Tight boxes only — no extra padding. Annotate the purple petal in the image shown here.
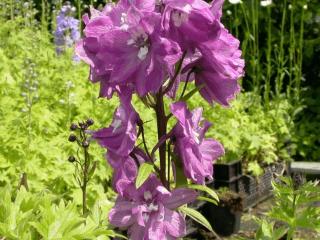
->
[164,208,186,238]
[109,197,137,227]
[164,188,198,209]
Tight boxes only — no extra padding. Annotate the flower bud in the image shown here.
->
[86,118,94,126]
[70,123,78,131]
[68,156,76,163]
[68,134,77,142]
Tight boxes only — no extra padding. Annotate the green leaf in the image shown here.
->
[197,196,218,205]
[273,226,288,239]
[180,84,204,102]
[184,184,219,202]
[135,163,154,188]
[179,206,213,232]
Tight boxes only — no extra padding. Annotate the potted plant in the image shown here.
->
[202,190,243,236]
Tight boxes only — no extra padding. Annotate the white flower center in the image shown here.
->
[120,13,129,30]
[128,28,149,61]
[138,46,149,60]
[172,10,189,27]
[143,213,149,223]
[192,130,200,144]
[111,119,122,133]
[148,203,159,212]
[144,191,152,201]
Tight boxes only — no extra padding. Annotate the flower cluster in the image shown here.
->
[75,0,244,239]
[54,2,80,57]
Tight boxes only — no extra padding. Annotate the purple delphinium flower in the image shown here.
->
[183,27,244,106]
[92,92,140,157]
[161,0,221,51]
[54,4,80,58]
[107,147,148,196]
[170,102,224,184]
[109,175,198,240]
[99,10,182,96]
[76,2,170,98]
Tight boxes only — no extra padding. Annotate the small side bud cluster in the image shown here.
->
[67,119,94,152]
[67,118,97,215]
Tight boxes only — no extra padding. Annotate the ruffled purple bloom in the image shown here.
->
[170,102,224,184]
[161,0,220,51]
[92,93,140,157]
[99,11,182,96]
[183,27,244,106]
[107,148,148,196]
[109,175,198,240]
[76,2,182,97]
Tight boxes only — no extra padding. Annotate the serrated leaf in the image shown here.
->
[184,184,219,202]
[178,206,213,232]
[135,163,154,188]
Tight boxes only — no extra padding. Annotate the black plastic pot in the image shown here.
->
[202,203,241,236]
[213,160,242,182]
[212,176,241,192]
[213,162,285,209]
[238,163,285,209]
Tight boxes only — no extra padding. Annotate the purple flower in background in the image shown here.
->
[170,102,224,184]
[54,3,80,59]
[183,27,244,106]
[161,0,221,51]
[109,175,198,240]
[92,92,140,156]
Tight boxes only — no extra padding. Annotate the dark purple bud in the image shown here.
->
[68,156,76,163]
[70,123,78,131]
[86,118,94,126]
[68,134,77,142]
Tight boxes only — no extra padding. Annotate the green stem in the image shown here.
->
[82,136,89,216]
[287,193,297,240]
[234,5,239,38]
[78,0,82,32]
[296,5,305,103]
[288,1,296,101]
[276,0,287,98]
[10,0,14,20]
[265,6,272,108]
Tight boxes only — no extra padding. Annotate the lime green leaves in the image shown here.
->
[135,163,154,188]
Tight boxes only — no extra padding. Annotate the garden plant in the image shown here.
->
[74,0,244,238]
[0,0,319,239]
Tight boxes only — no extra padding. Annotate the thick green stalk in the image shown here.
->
[255,0,261,94]
[264,6,272,108]
[10,0,14,20]
[295,5,305,103]
[276,0,287,98]
[234,5,239,38]
[287,1,296,100]
[78,0,82,31]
